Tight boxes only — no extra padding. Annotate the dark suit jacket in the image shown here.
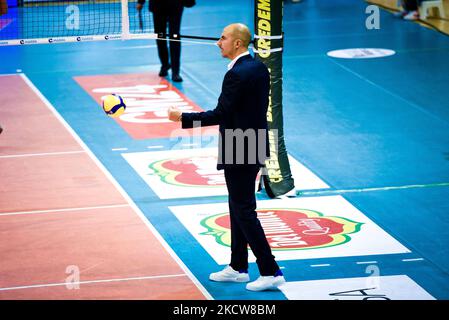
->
[182,54,270,170]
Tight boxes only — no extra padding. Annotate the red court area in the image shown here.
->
[0,75,206,299]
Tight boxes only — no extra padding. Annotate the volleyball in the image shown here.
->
[102,94,126,118]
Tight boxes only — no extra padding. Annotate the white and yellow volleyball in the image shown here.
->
[102,94,126,118]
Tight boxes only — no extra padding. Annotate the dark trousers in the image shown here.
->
[224,166,279,276]
[402,0,419,11]
[152,6,183,75]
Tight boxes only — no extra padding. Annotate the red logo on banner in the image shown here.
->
[201,209,363,250]
[74,73,217,139]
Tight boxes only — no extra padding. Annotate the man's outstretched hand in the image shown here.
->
[168,106,182,122]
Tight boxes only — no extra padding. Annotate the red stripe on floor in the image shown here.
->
[74,73,218,139]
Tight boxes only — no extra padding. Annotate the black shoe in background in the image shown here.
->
[159,64,171,77]
[172,74,183,82]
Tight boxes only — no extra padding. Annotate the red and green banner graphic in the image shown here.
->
[74,73,216,139]
[148,155,261,188]
[149,156,225,188]
[200,208,363,250]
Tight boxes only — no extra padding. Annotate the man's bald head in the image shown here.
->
[225,23,251,48]
[217,23,251,60]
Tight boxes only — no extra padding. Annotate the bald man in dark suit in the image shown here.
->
[168,23,286,292]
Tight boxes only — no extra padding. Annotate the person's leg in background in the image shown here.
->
[403,0,419,20]
[394,1,409,17]
[168,5,184,82]
[153,9,171,77]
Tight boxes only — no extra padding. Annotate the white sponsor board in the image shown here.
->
[168,196,410,265]
[279,275,434,300]
[122,148,329,199]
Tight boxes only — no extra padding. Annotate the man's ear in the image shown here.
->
[235,39,241,49]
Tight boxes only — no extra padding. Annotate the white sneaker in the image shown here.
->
[209,266,250,283]
[403,11,419,20]
[246,275,286,291]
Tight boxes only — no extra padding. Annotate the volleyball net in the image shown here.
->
[0,0,155,45]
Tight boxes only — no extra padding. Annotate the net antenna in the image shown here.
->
[121,0,130,40]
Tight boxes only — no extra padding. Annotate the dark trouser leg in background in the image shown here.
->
[168,6,183,75]
[153,12,170,69]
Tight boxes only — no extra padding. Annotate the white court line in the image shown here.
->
[0,73,22,77]
[0,273,187,292]
[310,264,331,267]
[356,261,378,265]
[0,150,85,159]
[20,74,213,300]
[147,145,164,149]
[79,262,105,274]
[111,148,128,151]
[0,204,130,217]
[297,182,449,197]
[402,258,425,262]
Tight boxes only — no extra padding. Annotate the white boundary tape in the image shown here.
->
[252,47,283,54]
[1,33,284,47]
[0,33,158,46]
[254,34,283,40]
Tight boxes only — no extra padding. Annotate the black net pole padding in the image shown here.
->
[254,0,295,198]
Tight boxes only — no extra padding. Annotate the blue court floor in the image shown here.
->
[1,0,448,300]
